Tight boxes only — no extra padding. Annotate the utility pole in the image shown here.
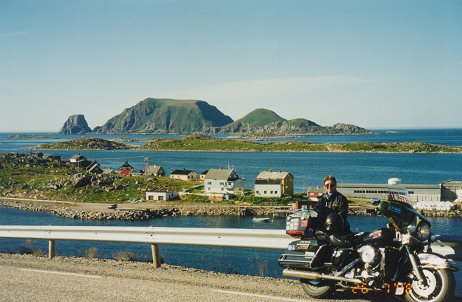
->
[144,156,149,174]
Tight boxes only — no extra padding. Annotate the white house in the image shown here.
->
[204,168,245,196]
[146,191,177,201]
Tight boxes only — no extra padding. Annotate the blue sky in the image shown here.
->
[1,0,461,132]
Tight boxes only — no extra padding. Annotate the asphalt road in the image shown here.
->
[1,253,460,302]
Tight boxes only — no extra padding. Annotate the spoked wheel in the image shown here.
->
[300,279,333,298]
[405,269,455,302]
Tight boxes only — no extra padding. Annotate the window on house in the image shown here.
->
[264,191,267,194]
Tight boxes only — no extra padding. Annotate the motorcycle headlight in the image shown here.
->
[417,223,431,241]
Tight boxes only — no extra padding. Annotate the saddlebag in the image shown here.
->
[285,210,311,236]
[278,239,320,269]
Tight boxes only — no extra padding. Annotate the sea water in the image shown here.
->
[1,130,462,191]
[0,207,461,296]
[1,129,462,294]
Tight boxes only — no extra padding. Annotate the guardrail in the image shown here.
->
[0,225,461,269]
[0,225,293,268]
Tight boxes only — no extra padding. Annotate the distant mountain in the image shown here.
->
[59,114,92,134]
[60,98,373,135]
[92,98,233,134]
[219,109,286,132]
[217,108,371,135]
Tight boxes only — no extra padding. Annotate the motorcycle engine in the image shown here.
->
[354,245,402,282]
[358,245,383,278]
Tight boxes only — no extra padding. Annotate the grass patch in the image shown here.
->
[80,247,99,258]
[112,251,138,261]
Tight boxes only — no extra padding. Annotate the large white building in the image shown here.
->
[204,168,245,196]
[336,183,442,202]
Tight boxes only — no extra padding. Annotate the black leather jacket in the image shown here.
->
[317,190,349,223]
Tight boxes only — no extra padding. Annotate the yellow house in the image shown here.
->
[254,170,294,197]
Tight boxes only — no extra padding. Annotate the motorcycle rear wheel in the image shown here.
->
[300,279,333,298]
[404,269,455,302]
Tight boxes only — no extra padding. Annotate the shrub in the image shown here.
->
[113,251,137,261]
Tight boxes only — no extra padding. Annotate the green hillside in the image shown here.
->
[92,98,233,134]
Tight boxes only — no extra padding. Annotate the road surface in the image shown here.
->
[1,253,460,302]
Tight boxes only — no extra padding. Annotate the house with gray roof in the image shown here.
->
[254,170,294,197]
[170,169,199,180]
[145,165,165,177]
[70,154,90,168]
[204,168,245,196]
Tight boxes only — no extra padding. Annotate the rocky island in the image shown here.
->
[25,135,462,153]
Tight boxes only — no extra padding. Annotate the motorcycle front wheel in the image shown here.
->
[405,269,455,302]
[300,279,333,298]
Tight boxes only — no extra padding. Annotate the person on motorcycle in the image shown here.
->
[317,175,350,233]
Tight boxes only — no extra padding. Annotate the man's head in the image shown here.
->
[323,175,337,194]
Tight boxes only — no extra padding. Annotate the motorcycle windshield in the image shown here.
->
[379,186,430,232]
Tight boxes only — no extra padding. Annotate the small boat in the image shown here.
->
[252,217,270,223]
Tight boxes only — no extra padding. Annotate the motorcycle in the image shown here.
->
[279,186,458,302]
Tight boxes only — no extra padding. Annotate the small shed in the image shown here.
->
[70,154,90,167]
[307,186,325,201]
[87,160,103,174]
[103,168,117,174]
[146,191,178,201]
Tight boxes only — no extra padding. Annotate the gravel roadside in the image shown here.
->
[0,252,407,302]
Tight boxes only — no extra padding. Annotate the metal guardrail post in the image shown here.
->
[48,239,55,259]
[151,244,160,268]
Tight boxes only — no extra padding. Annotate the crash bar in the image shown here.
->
[0,225,293,268]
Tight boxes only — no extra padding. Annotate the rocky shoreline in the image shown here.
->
[0,200,280,220]
[1,199,461,221]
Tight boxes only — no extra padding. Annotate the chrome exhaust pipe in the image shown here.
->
[283,268,362,284]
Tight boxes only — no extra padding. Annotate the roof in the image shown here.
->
[86,161,100,171]
[256,170,292,180]
[205,168,239,180]
[308,186,325,193]
[200,169,209,175]
[255,179,282,185]
[337,183,441,189]
[120,168,133,175]
[71,154,86,160]
[146,165,164,173]
[119,161,134,170]
[171,169,197,175]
